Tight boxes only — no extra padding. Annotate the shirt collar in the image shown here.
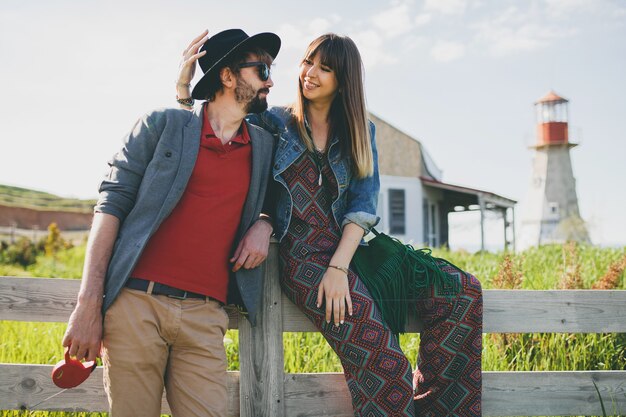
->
[201,103,250,145]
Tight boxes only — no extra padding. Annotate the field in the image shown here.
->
[1,240,625,417]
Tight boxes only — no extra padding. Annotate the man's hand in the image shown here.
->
[178,30,209,87]
[230,219,273,272]
[62,300,103,362]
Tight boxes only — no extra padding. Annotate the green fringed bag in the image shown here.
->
[351,229,463,336]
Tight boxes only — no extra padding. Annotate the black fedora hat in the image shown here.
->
[191,29,281,100]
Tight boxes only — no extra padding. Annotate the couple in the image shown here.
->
[63,28,482,417]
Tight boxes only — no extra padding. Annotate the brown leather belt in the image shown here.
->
[126,277,222,304]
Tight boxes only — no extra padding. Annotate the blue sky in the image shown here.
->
[1,0,625,248]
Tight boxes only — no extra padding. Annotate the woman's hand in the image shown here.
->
[317,267,353,326]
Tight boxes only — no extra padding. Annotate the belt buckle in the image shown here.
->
[167,291,188,300]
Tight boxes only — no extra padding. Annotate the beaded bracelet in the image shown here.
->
[176,95,194,107]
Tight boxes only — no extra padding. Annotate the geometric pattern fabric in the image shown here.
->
[413,264,483,416]
[279,152,483,416]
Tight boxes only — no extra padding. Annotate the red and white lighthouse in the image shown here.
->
[519,91,590,249]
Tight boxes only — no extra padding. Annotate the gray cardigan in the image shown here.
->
[95,105,274,325]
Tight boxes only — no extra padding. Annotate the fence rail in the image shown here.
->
[1,247,625,416]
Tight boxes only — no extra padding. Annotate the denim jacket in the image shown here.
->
[249,106,380,242]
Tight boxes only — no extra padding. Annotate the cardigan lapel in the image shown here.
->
[177,106,203,190]
[160,107,202,215]
[236,120,269,240]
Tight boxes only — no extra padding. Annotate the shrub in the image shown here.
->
[2,237,39,268]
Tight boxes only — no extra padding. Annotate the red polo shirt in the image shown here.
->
[131,105,252,302]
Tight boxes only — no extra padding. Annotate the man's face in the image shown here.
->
[235,54,274,114]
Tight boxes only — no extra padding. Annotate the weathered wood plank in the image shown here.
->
[483,370,626,416]
[0,277,78,323]
[6,364,626,417]
[283,373,353,417]
[4,277,626,333]
[0,364,240,414]
[4,365,623,416]
[238,244,285,417]
[282,289,626,333]
[283,371,626,417]
[482,290,626,333]
[0,276,240,328]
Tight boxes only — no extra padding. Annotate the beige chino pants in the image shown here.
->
[102,287,229,417]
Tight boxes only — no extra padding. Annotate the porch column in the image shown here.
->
[511,206,517,252]
[503,208,509,251]
[478,194,486,251]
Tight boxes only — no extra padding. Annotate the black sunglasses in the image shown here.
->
[238,61,270,81]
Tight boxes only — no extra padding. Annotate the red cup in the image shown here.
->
[51,351,96,389]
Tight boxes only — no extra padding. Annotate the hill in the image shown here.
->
[0,184,96,231]
[0,184,96,213]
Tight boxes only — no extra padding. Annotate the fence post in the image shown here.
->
[238,243,285,417]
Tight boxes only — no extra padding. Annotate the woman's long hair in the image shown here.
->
[291,34,373,178]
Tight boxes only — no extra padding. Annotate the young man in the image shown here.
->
[62,29,280,417]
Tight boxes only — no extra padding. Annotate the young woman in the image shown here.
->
[176,31,483,417]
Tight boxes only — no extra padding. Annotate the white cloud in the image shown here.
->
[471,6,576,56]
[351,30,398,67]
[330,14,342,24]
[430,40,466,62]
[275,24,313,51]
[308,17,333,34]
[612,7,626,18]
[372,2,414,38]
[403,35,429,50]
[415,13,432,26]
[277,14,342,51]
[544,0,597,17]
[424,0,468,15]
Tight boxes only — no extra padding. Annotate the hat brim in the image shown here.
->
[192,32,281,100]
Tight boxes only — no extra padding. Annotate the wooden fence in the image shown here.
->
[1,244,625,416]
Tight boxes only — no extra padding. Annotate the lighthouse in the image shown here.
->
[519,91,590,249]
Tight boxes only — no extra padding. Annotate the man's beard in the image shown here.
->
[235,77,269,114]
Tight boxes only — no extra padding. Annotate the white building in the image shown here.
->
[371,113,517,251]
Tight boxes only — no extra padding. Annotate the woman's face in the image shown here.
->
[299,52,339,105]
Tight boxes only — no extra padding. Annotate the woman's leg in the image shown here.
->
[281,254,415,417]
[413,264,483,417]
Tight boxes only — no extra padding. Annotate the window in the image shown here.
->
[548,202,559,217]
[423,199,429,244]
[423,199,438,246]
[389,189,405,235]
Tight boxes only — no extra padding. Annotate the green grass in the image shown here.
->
[1,241,625,416]
[0,245,85,278]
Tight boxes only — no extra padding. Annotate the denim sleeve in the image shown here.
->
[341,121,380,233]
[246,107,284,135]
[94,112,160,221]
[245,113,265,130]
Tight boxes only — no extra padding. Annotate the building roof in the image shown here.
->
[536,90,569,104]
[370,112,516,209]
[420,176,517,208]
[369,113,442,180]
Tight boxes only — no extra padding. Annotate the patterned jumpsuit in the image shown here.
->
[278,150,483,417]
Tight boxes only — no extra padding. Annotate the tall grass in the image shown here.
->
[1,242,625,416]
